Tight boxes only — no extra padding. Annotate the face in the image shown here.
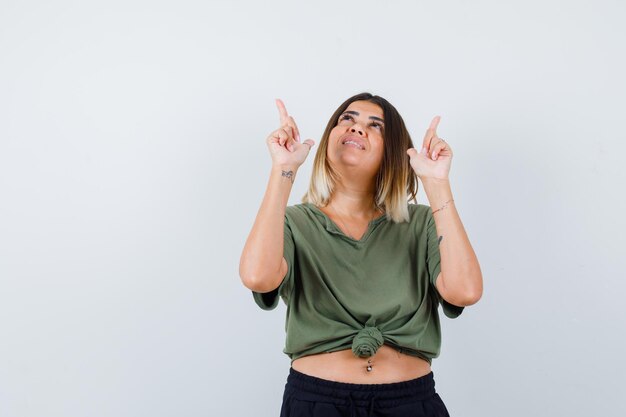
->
[327,100,385,176]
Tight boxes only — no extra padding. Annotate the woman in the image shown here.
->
[240,92,483,417]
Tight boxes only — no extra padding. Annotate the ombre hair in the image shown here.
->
[302,92,419,223]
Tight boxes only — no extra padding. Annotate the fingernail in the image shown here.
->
[432,151,436,160]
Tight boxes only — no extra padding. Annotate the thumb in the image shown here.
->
[406,148,419,158]
[289,138,315,153]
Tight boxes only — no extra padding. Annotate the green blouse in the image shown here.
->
[252,203,464,365]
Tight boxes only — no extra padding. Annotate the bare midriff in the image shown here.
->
[291,344,432,384]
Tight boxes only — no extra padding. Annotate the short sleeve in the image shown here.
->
[251,213,296,310]
[426,209,464,319]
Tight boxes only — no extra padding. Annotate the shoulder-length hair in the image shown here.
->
[302,92,419,223]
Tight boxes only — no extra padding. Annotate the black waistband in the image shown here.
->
[286,367,437,407]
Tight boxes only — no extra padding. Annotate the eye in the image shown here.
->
[370,122,383,130]
[339,114,354,123]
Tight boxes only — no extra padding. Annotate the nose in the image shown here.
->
[350,126,364,136]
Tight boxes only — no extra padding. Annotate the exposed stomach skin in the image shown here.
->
[291,344,432,384]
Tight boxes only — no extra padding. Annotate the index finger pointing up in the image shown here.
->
[421,115,442,152]
[275,98,289,126]
[428,115,441,132]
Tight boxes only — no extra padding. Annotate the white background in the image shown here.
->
[1,1,625,416]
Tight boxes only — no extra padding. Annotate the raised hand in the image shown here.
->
[266,99,315,168]
[406,116,452,180]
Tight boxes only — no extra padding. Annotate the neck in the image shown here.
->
[327,183,380,220]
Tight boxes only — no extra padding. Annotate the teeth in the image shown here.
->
[343,140,364,150]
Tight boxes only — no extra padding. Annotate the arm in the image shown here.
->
[239,99,315,293]
[423,178,483,307]
[239,164,297,293]
[407,115,483,308]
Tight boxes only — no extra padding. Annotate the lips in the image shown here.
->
[341,135,366,150]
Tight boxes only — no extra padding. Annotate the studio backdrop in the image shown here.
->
[0,1,624,416]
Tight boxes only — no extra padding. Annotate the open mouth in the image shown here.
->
[341,138,365,150]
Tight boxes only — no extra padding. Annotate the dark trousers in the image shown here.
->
[279,367,451,417]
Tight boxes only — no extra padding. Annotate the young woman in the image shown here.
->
[240,92,483,417]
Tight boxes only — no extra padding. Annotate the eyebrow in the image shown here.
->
[342,110,385,124]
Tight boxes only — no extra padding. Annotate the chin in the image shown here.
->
[332,153,364,166]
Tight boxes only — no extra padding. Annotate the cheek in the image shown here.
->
[373,142,385,163]
[328,127,344,146]
[330,125,345,137]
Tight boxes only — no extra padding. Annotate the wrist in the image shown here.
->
[273,163,299,173]
[420,177,449,187]
[421,177,453,207]
[271,164,299,185]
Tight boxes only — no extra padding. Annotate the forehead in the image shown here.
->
[344,100,383,119]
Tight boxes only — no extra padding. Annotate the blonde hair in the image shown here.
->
[302,93,419,223]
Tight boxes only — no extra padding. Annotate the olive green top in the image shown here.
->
[252,203,464,365]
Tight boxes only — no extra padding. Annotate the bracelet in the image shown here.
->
[432,199,454,214]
